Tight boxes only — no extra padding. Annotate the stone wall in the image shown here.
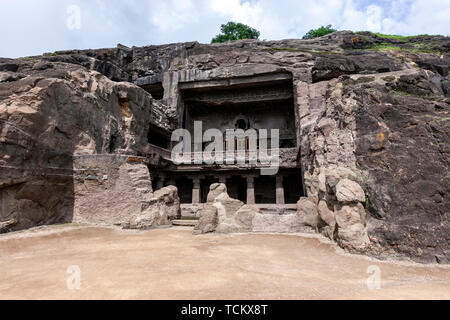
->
[0,64,175,232]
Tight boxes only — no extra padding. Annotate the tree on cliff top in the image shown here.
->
[302,25,337,39]
[211,22,260,43]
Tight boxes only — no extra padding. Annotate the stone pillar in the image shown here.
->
[276,176,285,205]
[156,174,165,190]
[192,177,201,204]
[246,176,255,205]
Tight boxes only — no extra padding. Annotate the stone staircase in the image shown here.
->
[255,204,297,215]
[181,203,298,217]
[172,218,199,227]
[173,204,303,232]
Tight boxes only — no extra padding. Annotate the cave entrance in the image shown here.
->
[255,176,276,204]
[142,82,164,100]
[227,176,247,203]
[175,177,193,204]
[179,72,297,151]
[147,124,170,149]
[283,172,304,204]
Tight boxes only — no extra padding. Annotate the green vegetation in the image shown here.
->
[302,25,337,39]
[264,47,344,55]
[211,22,260,43]
[180,216,199,221]
[369,42,441,54]
[355,32,436,41]
[365,196,370,210]
[371,43,403,51]
[373,33,433,41]
[391,89,412,97]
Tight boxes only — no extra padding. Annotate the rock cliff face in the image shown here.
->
[0,63,175,231]
[1,31,449,263]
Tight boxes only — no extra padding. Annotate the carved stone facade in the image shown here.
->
[1,31,449,263]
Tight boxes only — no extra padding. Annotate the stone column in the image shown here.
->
[246,176,255,205]
[192,177,201,204]
[276,176,285,205]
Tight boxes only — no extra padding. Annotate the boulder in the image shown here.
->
[323,166,358,189]
[337,223,370,249]
[194,183,260,234]
[194,183,230,234]
[207,183,227,202]
[234,205,260,230]
[149,186,181,221]
[336,179,365,203]
[215,202,258,234]
[214,192,245,219]
[334,203,365,229]
[297,197,319,228]
[124,186,180,230]
[318,201,336,239]
[193,203,218,235]
[0,219,18,233]
[334,203,369,249]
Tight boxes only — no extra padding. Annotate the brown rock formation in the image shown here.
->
[1,31,449,263]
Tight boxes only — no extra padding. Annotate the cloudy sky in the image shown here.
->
[1,0,450,58]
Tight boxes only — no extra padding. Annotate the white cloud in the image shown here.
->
[0,0,449,58]
[366,4,382,32]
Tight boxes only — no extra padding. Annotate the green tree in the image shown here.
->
[211,22,260,43]
[302,25,337,39]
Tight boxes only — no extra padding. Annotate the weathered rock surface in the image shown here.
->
[297,197,319,228]
[195,184,304,234]
[0,63,172,231]
[334,202,368,249]
[192,203,218,235]
[302,68,449,261]
[193,183,225,234]
[317,201,336,239]
[1,30,449,263]
[124,185,181,230]
[336,179,366,204]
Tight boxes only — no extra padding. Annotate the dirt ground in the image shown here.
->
[0,225,449,300]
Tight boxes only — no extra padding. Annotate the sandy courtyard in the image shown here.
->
[0,225,448,300]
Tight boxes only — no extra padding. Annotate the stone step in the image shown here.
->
[172,220,198,227]
[181,204,204,218]
[180,204,298,217]
[256,204,297,215]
